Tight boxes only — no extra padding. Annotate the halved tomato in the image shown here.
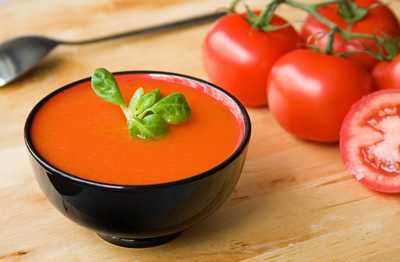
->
[340,89,400,193]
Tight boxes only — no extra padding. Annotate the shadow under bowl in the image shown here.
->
[24,71,251,248]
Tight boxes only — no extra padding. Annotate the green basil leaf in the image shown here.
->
[136,88,161,115]
[128,87,144,116]
[91,68,125,106]
[142,114,168,137]
[129,120,152,139]
[129,115,168,139]
[151,93,191,124]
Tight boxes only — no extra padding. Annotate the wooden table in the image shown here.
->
[2,0,400,261]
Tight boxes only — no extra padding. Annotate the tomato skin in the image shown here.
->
[203,13,299,107]
[301,0,400,71]
[268,49,374,142]
[373,56,400,90]
[340,89,400,193]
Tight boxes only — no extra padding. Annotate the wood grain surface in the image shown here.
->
[1,0,400,261]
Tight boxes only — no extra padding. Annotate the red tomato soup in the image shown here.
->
[31,74,242,185]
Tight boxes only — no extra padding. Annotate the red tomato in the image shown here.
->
[373,55,400,90]
[301,0,400,71]
[203,13,298,107]
[268,49,374,142]
[340,89,400,193]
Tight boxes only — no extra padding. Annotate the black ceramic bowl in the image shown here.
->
[24,71,251,248]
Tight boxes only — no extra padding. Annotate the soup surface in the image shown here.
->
[31,74,242,185]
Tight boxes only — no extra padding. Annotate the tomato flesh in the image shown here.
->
[340,89,400,193]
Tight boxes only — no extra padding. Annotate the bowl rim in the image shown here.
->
[24,70,251,190]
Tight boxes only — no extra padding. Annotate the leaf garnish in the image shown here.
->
[91,68,126,106]
[135,88,161,115]
[128,87,144,116]
[146,93,191,124]
[129,115,168,140]
[91,68,191,140]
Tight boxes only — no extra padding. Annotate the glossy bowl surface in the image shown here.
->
[24,71,251,248]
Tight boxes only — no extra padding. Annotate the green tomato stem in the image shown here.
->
[240,0,289,32]
[227,0,389,59]
[254,0,281,31]
[340,30,377,41]
[338,0,355,19]
[285,0,337,29]
[284,0,383,56]
[229,0,242,13]
[324,29,336,55]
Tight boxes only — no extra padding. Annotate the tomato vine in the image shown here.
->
[230,0,400,60]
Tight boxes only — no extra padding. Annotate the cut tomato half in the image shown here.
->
[340,89,400,193]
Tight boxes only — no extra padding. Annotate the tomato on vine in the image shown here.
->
[373,54,400,90]
[268,49,374,142]
[301,0,400,70]
[202,2,299,107]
